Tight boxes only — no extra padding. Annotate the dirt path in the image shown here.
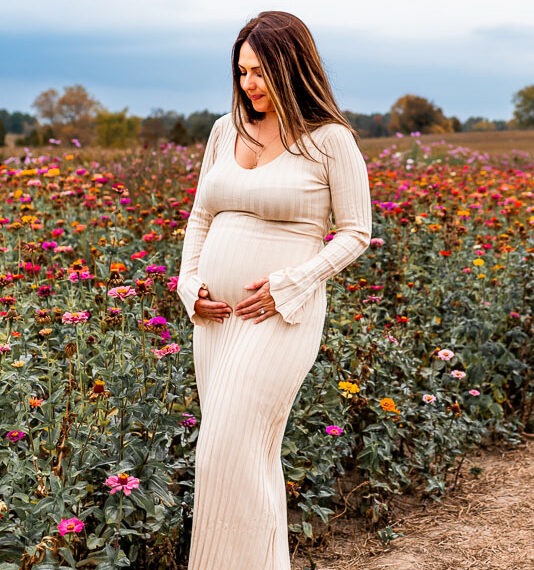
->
[293,440,533,570]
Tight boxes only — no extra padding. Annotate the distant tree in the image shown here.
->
[343,111,390,138]
[169,116,191,145]
[0,110,36,134]
[512,84,534,128]
[140,116,167,146]
[449,116,462,132]
[389,94,452,135]
[32,85,103,145]
[471,119,497,132]
[16,124,56,147]
[32,88,60,124]
[185,110,222,142]
[96,109,141,148]
[0,119,5,146]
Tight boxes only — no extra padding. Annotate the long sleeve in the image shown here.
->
[268,125,372,325]
[177,119,222,326]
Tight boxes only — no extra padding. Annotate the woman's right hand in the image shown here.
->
[194,286,232,324]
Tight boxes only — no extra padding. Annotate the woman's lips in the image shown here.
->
[249,94,263,101]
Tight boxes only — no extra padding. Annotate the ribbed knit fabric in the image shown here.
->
[178,113,372,570]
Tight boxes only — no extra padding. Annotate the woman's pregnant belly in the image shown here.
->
[198,212,323,307]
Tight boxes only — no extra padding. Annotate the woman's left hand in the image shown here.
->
[235,278,278,323]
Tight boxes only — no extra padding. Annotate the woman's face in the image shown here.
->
[238,41,275,114]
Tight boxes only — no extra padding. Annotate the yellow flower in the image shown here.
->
[456,209,470,217]
[338,381,360,398]
[45,168,60,177]
[473,258,485,267]
[12,361,25,368]
[477,273,486,279]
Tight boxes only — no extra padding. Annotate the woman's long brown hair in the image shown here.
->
[231,11,358,159]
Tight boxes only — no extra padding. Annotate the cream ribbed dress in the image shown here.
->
[177,113,372,570]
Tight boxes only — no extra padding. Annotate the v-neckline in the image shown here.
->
[233,130,298,171]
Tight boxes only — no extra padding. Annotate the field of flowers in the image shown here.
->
[0,137,532,568]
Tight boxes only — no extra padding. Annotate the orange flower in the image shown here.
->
[29,396,44,408]
[379,397,400,414]
[110,262,127,272]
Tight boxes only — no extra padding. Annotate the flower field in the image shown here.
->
[0,138,532,568]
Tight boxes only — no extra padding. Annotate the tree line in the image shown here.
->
[1,84,533,148]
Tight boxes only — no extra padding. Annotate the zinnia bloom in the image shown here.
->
[468,389,481,397]
[422,394,437,404]
[6,430,26,442]
[436,349,455,361]
[325,425,344,436]
[179,413,197,427]
[451,370,466,379]
[58,517,84,536]
[152,343,181,359]
[379,397,400,414]
[108,286,137,300]
[62,311,90,324]
[105,473,140,495]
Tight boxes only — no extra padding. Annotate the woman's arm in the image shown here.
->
[177,118,222,326]
[268,125,372,324]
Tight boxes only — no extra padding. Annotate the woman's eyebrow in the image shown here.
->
[238,63,262,70]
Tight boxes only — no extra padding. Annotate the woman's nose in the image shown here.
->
[242,74,255,90]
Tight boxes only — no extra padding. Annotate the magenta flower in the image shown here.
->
[179,413,197,428]
[41,241,58,250]
[166,275,180,292]
[325,425,344,436]
[148,316,167,327]
[370,237,385,248]
[152,343,181,359]
[62,311,90,324]
[468,389,481,397]
[105,473,140,496]
[58,517,84,536]
[0,344,12,354]
[108,286,137,300]
[6,430,26,443]
[509,311,520,319]
[436,349,455,361]
[422,394,437,404]
[146,264,166,274]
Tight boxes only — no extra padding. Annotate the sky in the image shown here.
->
[1,0,533,121]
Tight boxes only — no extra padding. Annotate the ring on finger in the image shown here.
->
[259,307,265,315]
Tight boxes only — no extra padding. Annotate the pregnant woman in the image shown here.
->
[177,11,372,570]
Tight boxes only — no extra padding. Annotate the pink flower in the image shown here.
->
[58,517,84,536]
[370,238,385,248]
[325,425,344,436]
[451,370,466,379]
[62,311,90,324]
[105,473,140,496]
[509,311,520,319]
[152,343,181,359]
[166,275,180,292]
[468,389,481,397]
[436,349,455,361]
[422,394,437,404]
[108,286,137,300]
[6,430,26,442]
[0,343,12,354]
[179,413,197,428]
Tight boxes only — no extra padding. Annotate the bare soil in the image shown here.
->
[292,439,534,570]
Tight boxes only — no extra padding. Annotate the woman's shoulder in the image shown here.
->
[212,112,234,133]
[311,121,357,145]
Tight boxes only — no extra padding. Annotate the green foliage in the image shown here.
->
[96,110,141,148]
[0,141,531,567]
[513,84,534,128]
